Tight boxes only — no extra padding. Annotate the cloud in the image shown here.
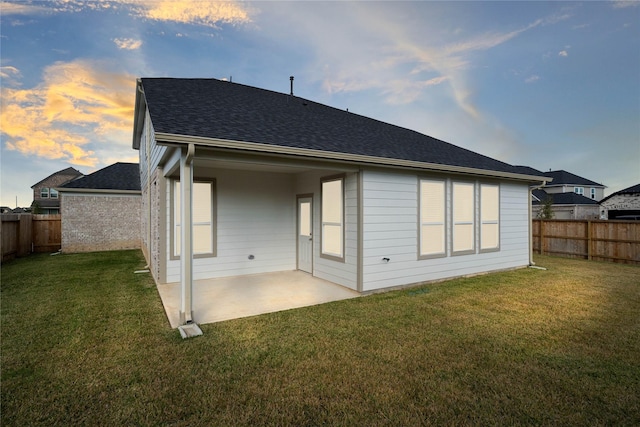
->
[0,65,21,85]
[113,38,143,50]
[0,60,136,167]
[289,3,572,120]
[612,1,640,8]
[525,75,540,83]
[0,1,48,15]
[1,0,252,26]
[559,50,569,57]
[134,0,251,26]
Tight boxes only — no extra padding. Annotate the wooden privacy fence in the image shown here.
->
[0,214,61,263]
[533,219,640,265]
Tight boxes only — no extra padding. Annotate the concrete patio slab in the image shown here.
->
[156,271,360,328]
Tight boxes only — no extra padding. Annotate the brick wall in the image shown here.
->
[61,193,141,252]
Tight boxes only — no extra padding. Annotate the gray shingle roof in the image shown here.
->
[140,78,541,177]
[532,189,599,205]
[544,170,604,187]
[60,163,140,191]
[600,183,640,203]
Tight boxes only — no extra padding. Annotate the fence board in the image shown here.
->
[533,219,640,264]
[33,214,61,253]
[1,214,61,262]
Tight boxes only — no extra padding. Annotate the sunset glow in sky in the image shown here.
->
[1,1,639,208]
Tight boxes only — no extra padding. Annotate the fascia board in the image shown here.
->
[155,132,552,183]
[132,79,146,150]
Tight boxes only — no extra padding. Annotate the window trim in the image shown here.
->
[479,183,500,253]
[320,174,345,262]
[418,178,447,260]
[574,186,584,195]
[590,188,596,199]
[40,188,49,198]
[49,188,59,199]
[169,178,217,261]
[451,181,476,256]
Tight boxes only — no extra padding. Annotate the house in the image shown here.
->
[600,183,640,220]
[531,170,605,220]
[132,78,549,325]
[31,167,83,214]
[58,162,142,252]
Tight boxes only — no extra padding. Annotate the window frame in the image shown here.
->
[320,174,345,262]
[418,178,447,259]
[574,186,584,195]
[479,183,500,253]
[40,187,49,198]
[590,188,596,199]
[49,188,59,199]
[169,178,217,261]
[451,181,476,256]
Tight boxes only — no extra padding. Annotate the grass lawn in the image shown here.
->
[1,251,639,425]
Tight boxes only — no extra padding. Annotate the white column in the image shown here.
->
[179,144,195,324]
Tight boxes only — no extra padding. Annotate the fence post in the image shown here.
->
[18,214,33,257]
[587,221,592,260]
[540,220,545,256]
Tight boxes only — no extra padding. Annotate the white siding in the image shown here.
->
[361,170,530,291]
[294,171,358,290]
[165,169,296,282]
[138,109,166,188]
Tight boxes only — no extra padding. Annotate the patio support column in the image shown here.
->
[179,143,196,324]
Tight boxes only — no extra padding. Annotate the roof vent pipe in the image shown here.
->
[290,76,294,96]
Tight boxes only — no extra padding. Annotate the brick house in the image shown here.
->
[531,170,605,220]
[58,162,141,252]
[600,183,640,220]
[31,167,83,214]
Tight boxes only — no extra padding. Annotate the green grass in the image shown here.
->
[1,251,639,426]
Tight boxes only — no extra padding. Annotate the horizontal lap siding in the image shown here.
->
[165,169,295,282]
[362,171,530,291]
[313,173,358,289]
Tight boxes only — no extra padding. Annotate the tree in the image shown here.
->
[537,196,554,219]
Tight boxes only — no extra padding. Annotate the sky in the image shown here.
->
[1,0,639,208]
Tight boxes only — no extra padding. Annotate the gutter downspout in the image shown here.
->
[179,143,196,325]
[529,180,548,266]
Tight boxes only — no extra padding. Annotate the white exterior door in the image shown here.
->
[297,197,313,273]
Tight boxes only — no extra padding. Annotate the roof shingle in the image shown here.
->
[140,78,543,177]
[60,163,140,191]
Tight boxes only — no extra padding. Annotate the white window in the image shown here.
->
[590,188,596,199]
[574,187,584,195]
[480,184,500,251]
[321,176,344,260]
[49,188,58,199]
[40,188,49,198]
[419,179,446,258]
[172,180,215,258]
[453,182,475,254]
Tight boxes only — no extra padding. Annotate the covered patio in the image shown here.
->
[156,270,360,327]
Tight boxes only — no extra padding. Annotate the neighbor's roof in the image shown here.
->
[600,183,640,204]
[543,170,605,187]
[532,189,599,205]
[135,78,547,180]
[60,163,140,192]
[31,167,83,188]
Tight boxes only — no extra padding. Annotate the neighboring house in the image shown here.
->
[600,183,640,220]
[0,206,12,214]
[58,162,142,252]
[532,170,605,220]
[132,78,549,325]
[31,167,83,214]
